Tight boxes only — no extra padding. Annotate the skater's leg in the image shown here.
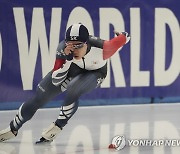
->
[37,71,106,143]
[10,71,62,132]
[55,71,105,128]
[0,71,65,142]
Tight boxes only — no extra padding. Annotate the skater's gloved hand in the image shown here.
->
[114,31,130,44]
[64,43,74,61]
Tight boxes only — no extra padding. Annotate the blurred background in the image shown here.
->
[0,0,180,110]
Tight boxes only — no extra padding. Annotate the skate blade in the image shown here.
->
[35,137,52,144]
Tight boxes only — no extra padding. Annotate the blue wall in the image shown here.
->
[0,0,180,109]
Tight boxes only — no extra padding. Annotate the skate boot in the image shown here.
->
[36,122,62,144]
[0,126,17,142]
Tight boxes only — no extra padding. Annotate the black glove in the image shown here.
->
[66,52,74,61]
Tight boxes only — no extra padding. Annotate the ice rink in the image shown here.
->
[0,103,180,154]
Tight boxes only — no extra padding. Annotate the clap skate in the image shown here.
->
[0,126,17,142]
[36,122,62,144]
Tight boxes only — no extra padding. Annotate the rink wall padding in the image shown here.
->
[1,97,180,110]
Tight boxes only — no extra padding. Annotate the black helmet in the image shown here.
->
[65,23,89,43]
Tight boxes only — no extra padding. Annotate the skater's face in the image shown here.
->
[66,41,87,60]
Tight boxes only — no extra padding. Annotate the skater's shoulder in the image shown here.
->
[88,35,104,49]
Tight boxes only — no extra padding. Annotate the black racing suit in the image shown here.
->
[10,36,107,131]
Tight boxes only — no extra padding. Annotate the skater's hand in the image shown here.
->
[114,30,120,36]
[64,43,74,55]
[114,31,130,44]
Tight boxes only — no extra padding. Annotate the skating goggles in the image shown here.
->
[66,42,86,49]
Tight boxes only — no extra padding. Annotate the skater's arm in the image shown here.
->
[53,59,66,71]
[53,40,73,71]
[52,40,73,86]
[89,32,130,60]
[88,36,104,49]
[102,32,130,60]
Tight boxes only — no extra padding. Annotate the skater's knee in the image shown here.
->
[67,80,85,95]
[66,85,82,99]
